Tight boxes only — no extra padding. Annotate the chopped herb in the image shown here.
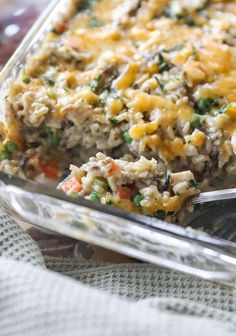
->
[155,210,166,220]
[157,53,171,73]
[196,97,218,114]
[109,117,119,125]
[92,100,102,108]
[176,192,181,196]
[106,200,112,205]
[189,179,198,188]
[132,83,139,89]
[108,89,120,99]
[77,0,94,12]
[43,126,60,149]
[90,74,102,92]
[0,151,10,161]
[22,77,31,84]
[5,141,18,154]
[133,195,144,209]
[123,131,133,144]
[154,76,164,91]
[218,104,231,114]
[0,141,18,161]
[90,192,101,202]
[88,17,103,28]
[45,78,55,87]
[175,14,196,27]
[191,113,201,129]
[164,44,184,53]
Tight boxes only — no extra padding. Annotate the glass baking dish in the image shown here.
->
[1,0,236,282]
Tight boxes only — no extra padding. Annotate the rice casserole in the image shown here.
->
[2,0,236,223]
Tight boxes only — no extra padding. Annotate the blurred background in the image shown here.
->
[0,0,49,69]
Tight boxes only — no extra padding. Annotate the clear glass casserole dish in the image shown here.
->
[1,0,236,282]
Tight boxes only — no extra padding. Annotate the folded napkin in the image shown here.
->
[0,210,236,335]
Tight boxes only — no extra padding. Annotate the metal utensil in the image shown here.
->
[185,188,236,207]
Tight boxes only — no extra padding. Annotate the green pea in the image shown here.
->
[0,151,10,161]
[191,113,201,129]
[90,192,101,202]
[123,131,133,144]
[4,141,18,154]
[43,127,60,149]
[109,117,119,125]
[133,195,144,208]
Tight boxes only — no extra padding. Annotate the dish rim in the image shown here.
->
[1,0,236,280]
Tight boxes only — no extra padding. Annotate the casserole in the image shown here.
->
[1,0,236,282]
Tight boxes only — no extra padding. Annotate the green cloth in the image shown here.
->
[0,209,235,335]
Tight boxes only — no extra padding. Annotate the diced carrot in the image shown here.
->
[42,160,59,179]
[57,22,68,33]
[61,177,83,193]
[118,186,132,199]
[107,159,120,176]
